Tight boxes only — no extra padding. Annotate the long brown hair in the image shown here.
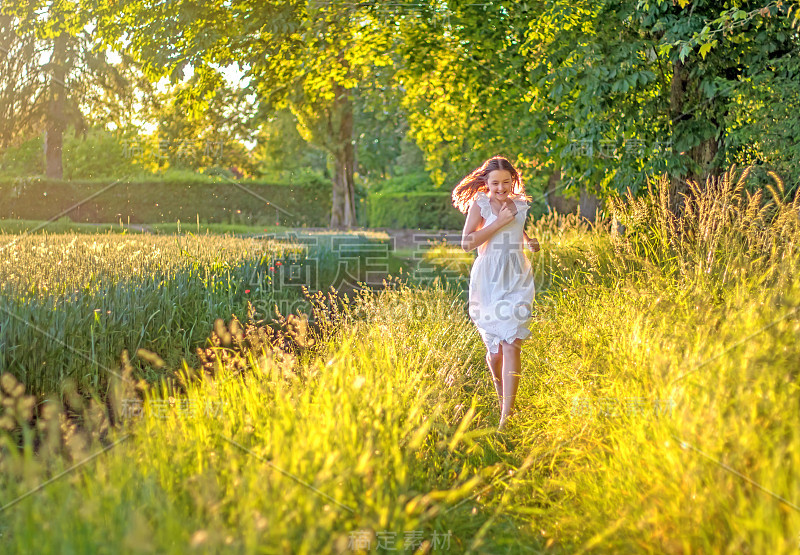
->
[451,155,531,214]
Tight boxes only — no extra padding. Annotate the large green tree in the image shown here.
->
[98,0,398,228]
[1,0,152,178]
[393,1,546,188]
[393,0,800,205]
[522,0,800,199]
[146,76,257,175]
[0,11,48,150]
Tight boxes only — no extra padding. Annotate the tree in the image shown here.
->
[519,0,800,201]
[2,0,76,179]
[253,108,329,181]
[392,1,546,189]
[1,0,154,178]
[146,77,257,175]
[98,0,398,228]
[392,0,800,209]
[0,11,48,150]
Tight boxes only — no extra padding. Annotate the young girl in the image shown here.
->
[452,156,540,431]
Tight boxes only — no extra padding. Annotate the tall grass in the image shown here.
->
[0,231,389,397]
[503,166,800,552]
[0,280,544,553]
[607,166,800,289]
[0,165,797,552]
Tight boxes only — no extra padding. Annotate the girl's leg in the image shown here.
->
[486,349,503,412]
[498,338,523,430]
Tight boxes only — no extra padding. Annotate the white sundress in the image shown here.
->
[468,190,536,355]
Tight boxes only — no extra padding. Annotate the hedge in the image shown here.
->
[364,191,464,230]
[0,177,334,227]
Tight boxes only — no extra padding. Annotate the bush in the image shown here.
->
[0,177,332,227]
[366,191,463,230]
[0,135,45,177]
[63,130,143,180]
[368,172,435,194]
[0,129,145,181]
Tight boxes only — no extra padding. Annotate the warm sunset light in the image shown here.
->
[0,1,798,552]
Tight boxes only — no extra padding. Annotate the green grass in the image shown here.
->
[148,222,290,235]
[0,217,144,235]
[0,229,398,397]
[0,167,798,552]
[0,283,538,553]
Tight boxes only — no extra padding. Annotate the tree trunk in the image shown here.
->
[669,59,689,210]
[329,84,356,229]
[545,167,602,223]
[669,59,720,212]
[45,32,67,179]
[545,167,577,214]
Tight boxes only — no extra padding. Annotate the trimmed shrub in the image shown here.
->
[0,177,332,227]
[366,191,463,230]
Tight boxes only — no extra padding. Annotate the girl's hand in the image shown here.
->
[527,237,540,252]
[497,202,517,226]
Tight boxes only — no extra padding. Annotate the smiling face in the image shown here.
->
[486,169,514,200]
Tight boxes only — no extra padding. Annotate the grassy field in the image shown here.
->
[0,217,152,235]
[0,169,798,553]
[0,228,396,397]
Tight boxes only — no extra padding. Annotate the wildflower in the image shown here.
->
[269,266,274,271]
[276,261,282,266]
[245,289,251,294]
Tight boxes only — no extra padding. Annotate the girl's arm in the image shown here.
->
[461,201,511,252]
[523,230,541,252]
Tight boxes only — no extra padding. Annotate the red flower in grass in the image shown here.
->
[269,266,275,271]
[245,289,251,294]
[276,261,282,266]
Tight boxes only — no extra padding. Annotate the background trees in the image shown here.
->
[1,0,798,225]
[2,0,150,178]
[96,0,404,227]
[517,0,800,200]
[393,0,800,206]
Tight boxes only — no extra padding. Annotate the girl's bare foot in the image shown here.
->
[497,408,517,431]
[497,416,508,431]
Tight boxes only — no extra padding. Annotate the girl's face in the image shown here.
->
[486,169,513,200]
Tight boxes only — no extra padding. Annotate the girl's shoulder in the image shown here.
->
[472,190,492,219]
[510,193,531,208]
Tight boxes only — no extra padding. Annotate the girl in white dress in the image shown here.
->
[452,156,540,431]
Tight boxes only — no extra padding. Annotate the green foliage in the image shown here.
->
[368,171,435,194]
[393,0,800,200]
[393,2,548,188]
[147,78,257,175]
[96,0,406,225]
[366,191,463,229]
[526,0,800,194]
[63,128,145,180]
[722,50,800,191]
[0,177,333,227]
[253,109,329,180]
[351,71,419,184]
[0,135,44,177]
